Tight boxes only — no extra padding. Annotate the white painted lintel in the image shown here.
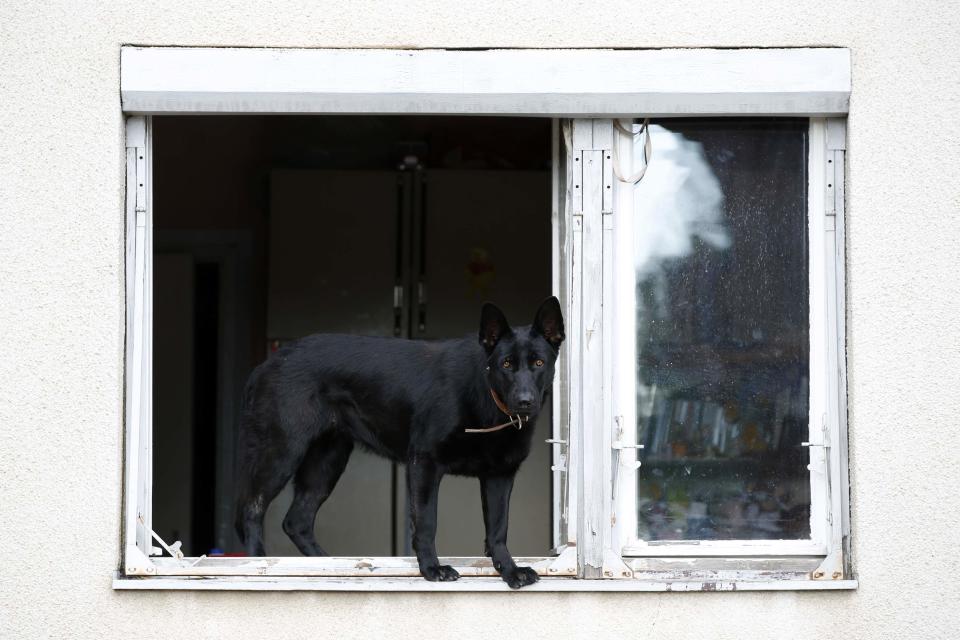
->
[121,47,850,116]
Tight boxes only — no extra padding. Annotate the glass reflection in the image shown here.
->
[635,119,811,541]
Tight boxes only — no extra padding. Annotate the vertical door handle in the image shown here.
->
[417,172,428,333]
[394,175,405,337]
[393,285,404,337]
[417,281,427,333]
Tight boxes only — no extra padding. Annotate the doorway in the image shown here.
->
[152,116,554,557]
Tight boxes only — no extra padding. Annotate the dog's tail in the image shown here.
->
[233,365,264,545]
[238,364,261,413]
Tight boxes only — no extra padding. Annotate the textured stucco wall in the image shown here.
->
[1,1,959,638]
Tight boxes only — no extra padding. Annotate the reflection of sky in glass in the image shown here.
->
[634,120,810,542]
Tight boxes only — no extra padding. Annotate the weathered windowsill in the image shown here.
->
[113,574,858,592]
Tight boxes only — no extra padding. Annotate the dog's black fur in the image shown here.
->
[235,297,564,588]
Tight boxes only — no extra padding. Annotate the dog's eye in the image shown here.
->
[502,360,511,369]
[534,359,544,367]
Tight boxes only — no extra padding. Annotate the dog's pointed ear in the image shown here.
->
[479,303,512,352]
[533,296,565,349]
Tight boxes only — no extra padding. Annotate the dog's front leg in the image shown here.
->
[407,455,460,582]
[480,474,540,589]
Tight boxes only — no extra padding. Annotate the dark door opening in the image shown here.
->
[152,116,553,557]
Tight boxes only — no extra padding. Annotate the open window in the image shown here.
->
[119,47,853,590]
[126,115,569,577]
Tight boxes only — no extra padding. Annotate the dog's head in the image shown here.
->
[479,297,565,419]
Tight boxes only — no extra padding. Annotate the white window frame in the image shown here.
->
[607,118,850,579]
[117,46,854,591]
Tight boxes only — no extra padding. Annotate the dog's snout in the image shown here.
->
[516,394,534,412]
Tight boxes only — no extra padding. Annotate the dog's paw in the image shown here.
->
[421,564,461,582]
[501,566,540,589]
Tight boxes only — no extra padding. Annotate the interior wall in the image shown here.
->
[151,254,195,550]
[2,2,959,639]
[152,117,271,371]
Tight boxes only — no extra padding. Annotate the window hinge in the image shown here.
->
[602,144,614,217]
[134,146,147,215]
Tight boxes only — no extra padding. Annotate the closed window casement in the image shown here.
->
[117,47,854,591]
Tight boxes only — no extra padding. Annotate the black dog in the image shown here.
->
[235,297,564,588]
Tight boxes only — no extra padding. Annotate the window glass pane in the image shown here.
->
[634,119,810,541]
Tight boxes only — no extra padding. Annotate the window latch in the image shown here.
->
[545,439,568,471]
[802,413,831,448]
[613,415,643,468]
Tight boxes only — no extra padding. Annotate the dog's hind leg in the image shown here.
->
[282,432,354,556]
[235,453,299,557]
[235,417,318,556]
[235,367,329,556]
[235,483,287,556]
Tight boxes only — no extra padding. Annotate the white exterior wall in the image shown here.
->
[0,1,958,638]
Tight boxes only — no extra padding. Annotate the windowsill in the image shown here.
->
[113,573,858,592]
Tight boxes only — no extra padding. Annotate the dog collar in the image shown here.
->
[463,389,529,434]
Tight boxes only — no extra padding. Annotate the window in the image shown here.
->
[628,120,814,547]
[611,118,851,580]
[118,47,853,590]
